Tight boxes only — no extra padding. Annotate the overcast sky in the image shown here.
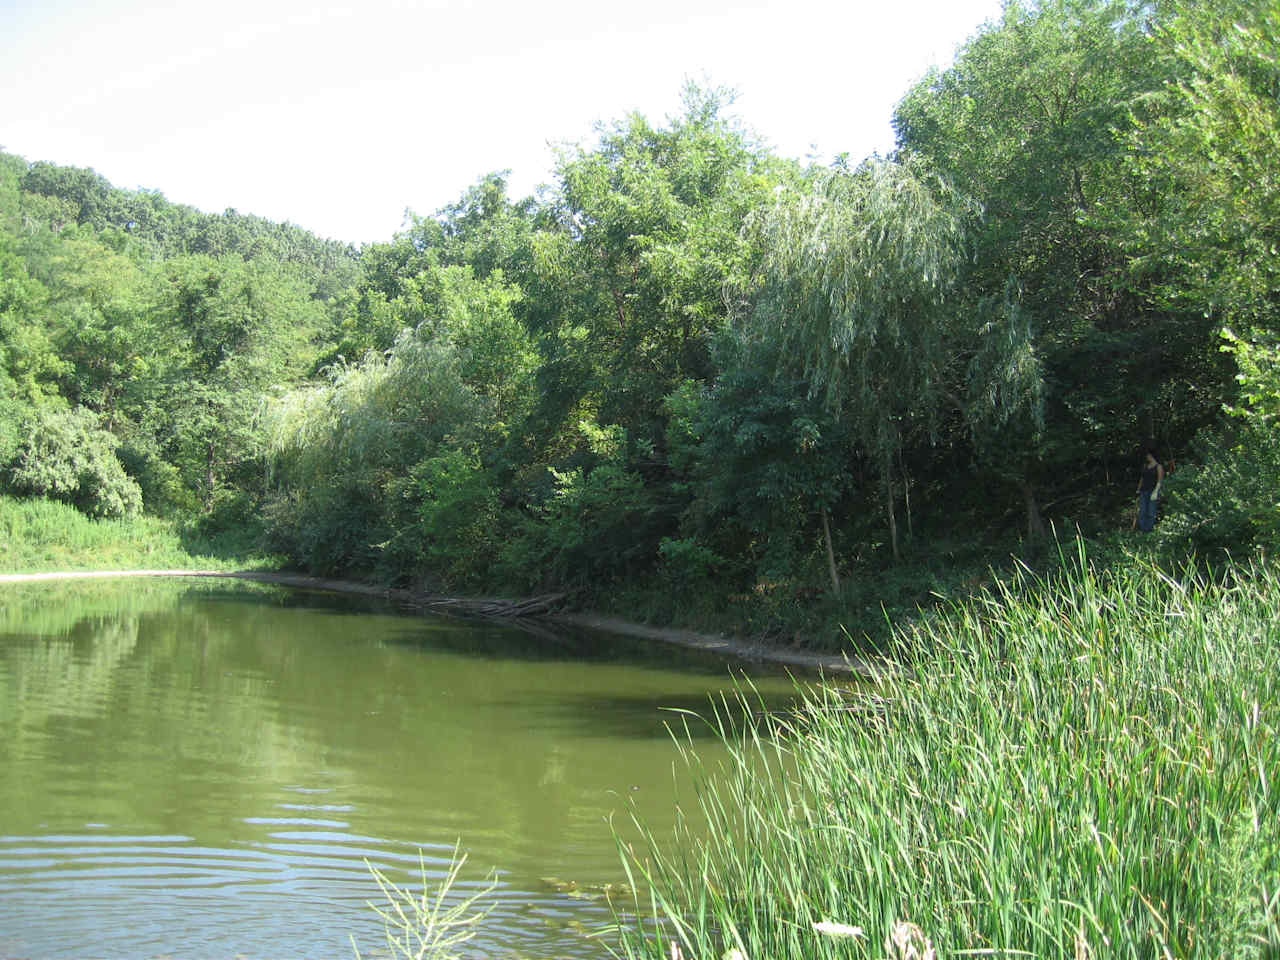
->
[2,0,1005,246]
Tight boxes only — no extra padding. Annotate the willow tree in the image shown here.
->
[742,158,978,561]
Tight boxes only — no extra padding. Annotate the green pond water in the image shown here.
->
[0,578,810,959]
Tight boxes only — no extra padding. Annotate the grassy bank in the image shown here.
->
[615,547,1280,959]
[0,496,282,574]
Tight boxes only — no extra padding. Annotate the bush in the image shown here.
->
[497,459,659,593]
[1157,423,1280,561]
[5,406,142,519]
[262,482,388,577]
[116,438,200,518]
[390,449,501,588]
[658,536,724,586]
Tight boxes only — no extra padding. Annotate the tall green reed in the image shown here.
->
[614,546,1280,959]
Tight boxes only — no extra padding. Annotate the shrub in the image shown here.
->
[116,438,199,518]
[5,406,142,519]
[1157,423,1280,561]
[497,459,658,593]
[392,448,500,588]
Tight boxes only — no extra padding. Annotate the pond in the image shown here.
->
[0,578,809,959]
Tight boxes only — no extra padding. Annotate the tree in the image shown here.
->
[741,157,983,560]
[1107,0,1280,332]
[355,261,537,439]
[0,245,57,465]
[892,0,1221,522]
[1082,0,1280,559]
[667,329,859,595]
[330,173,538,365]
[1,159,67,462]
[483,85,787,589]
[32,231,155,422]
[264,328,487,578]
[158,255,324,510]
[534,83,781,450]
[20,162,115,228]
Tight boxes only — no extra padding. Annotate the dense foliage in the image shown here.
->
[3,0,1277,642]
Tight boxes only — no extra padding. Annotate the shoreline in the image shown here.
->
[0,568,875,677]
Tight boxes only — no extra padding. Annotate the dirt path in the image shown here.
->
[0,569,876,677]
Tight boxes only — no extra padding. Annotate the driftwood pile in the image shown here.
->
[411,592,567,619]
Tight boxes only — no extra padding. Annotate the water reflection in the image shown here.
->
[0,578,803,959]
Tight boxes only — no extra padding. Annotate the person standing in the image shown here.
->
[1135,447,1164,532]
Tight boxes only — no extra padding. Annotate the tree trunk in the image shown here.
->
[821,508,841,595]
[1140,407,1155,447]
[898,446,913,539]
[884,452,900,562]
[1016,475,1047,547]
[205,443,217,512]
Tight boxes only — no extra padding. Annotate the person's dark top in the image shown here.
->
[1140,462,1161,492]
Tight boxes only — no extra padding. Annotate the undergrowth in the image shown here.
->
[0,495,280,573]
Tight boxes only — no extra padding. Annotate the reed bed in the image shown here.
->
[615,546,1280,959]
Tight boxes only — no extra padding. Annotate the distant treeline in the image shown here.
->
[3,0,1277,640]
[19,159,358,278]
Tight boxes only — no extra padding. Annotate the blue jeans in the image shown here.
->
[1138,491,1158,531]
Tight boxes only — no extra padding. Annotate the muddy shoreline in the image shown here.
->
[0,568,874,676]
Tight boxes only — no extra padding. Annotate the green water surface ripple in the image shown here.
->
[0,579,801,959]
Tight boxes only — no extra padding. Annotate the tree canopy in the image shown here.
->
[4,0,1278,619]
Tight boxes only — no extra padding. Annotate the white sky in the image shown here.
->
[1,0,1004,247]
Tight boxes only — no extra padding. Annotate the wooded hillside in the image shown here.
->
[4,0,1276,644]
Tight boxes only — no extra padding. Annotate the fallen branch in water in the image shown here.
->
[412,592,568,619]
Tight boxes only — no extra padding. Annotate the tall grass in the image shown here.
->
[615,546,1280,959]
[0,495,276,573]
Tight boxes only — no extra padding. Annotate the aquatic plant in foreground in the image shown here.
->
[353,845,497,960]
[613,546,1280,959]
